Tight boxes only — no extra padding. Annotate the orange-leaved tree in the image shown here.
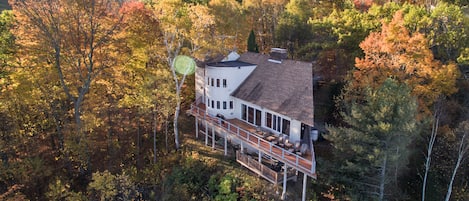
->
[351,10,459,114]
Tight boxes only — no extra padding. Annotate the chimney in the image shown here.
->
[268,48,288,63]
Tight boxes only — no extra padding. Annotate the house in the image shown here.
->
[188,48,317,201]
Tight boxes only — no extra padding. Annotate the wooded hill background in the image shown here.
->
[0,0,468,200]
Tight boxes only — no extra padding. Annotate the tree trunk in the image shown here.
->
[165,116,169,153]
[445,131,467,201]
[379,152,387,201]
[137,115,141,173]
[153,108,157,164]
[422,107,440,201]
[173,102,180,149]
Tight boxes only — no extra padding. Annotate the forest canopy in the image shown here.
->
[0,0,468,200]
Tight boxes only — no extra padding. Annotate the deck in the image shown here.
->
[236,151,297,184]
[187,103,317,179]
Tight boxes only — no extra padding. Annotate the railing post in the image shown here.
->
[212,126,215,150]
[281,164,288,200]
[302,174,308,201]
[195,117,199,139]
[224,135,227,156]
[205,121,208,146]
[258,151,262,164]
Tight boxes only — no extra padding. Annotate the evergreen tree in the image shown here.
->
[326,79,419,200]
[247,30,259,52]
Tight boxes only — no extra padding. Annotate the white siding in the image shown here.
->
[205,65,256,118]
[289,120,302,142]
[195,67,205,103]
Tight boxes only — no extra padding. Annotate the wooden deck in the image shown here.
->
[236,151,297,184]
[187,103,317,178]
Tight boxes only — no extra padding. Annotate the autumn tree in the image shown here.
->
[208,0,247,52]
[242,0,287,52]
[327,78,419,200]
[10,0,124,170]
[351,11,459,114]
[153,0,216,149]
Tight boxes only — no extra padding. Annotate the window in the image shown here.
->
[266,113,272,128]
[223,101,227,109]
[223,79,227,88]
[265,112,288,134]
[247,107,254,123]
[282,119,290,135]
[207,77,210,85]
[216,79,220,87]
[217,101,220,109]
[207,98,210,107]
[277,116,281,132]
[211,100,214,108]
[229,101,233,109]
[211,78,214,86]
[255,110,261,126]
[242,104,261,126]
[241,104,247,121]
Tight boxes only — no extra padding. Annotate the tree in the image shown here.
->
[327,78,419,200]
[0,10,15,90]
[243,0,287,52]
[209,0,247,52]
[247,30,259,52]
[153,0,215,149]
[352,11,459,114]
[444,120,469,201]
[275,0,313,56]
[428,2,469,62]
[10,0,124,169]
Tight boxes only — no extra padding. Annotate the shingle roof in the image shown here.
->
[232,52,314,126]
[207,60,254,67]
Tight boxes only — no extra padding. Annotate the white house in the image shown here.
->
[189,48,316,200]
[195,48,315,143]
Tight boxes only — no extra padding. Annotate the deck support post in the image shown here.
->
[302,174,307,201]
[241,142,244,154]
[258,151,262,164]
[195,118,199,139]
[205,121,208,146]
[212,126,215,150]
[281,164,288,200]
[224,134,227,156]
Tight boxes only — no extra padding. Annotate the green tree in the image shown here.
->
[247,30,259,52]
[87,170,139,200]
[428,2,469,62]
[0,10,15,89]
[327,79,419,200]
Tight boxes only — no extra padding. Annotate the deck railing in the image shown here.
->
[188,103,316,178]
[237,151,275,182]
